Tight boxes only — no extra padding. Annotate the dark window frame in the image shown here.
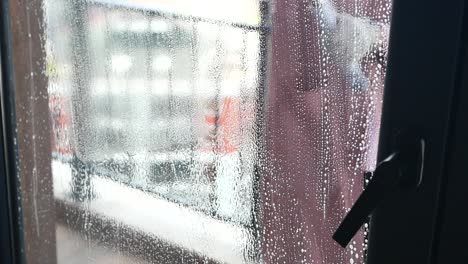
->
[367,0,467,263]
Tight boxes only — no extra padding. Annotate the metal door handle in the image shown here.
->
[333,136,425,248]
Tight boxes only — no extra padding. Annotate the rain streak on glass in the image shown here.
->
[39,0,390,262]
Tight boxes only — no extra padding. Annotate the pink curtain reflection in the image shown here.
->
[261,0,391,263]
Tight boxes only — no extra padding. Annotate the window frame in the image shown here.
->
[431,2,468,262]
[367,0,467,263]
[0,0,57,263]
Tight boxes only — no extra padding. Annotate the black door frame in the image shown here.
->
[431,2,468,262]
[367,0,467,263]
[0,0,22,262]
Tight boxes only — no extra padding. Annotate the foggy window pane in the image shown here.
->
[21,0,391,262]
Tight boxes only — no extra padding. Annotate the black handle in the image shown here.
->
[332,137,425,248]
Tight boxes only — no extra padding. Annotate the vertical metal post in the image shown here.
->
[251,0,271,259]
[69,0,94,202]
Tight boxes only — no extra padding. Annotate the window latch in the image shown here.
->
[332,135,425,248]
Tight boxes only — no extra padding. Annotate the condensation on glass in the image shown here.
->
[14,0,390,263]
[261,0,391,263]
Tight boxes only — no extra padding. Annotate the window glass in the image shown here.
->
[47,1,260,225]
[12,0,391,263]
[262,0,391,262]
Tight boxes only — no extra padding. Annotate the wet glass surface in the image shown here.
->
[47,0,261,226]
[261,0,391,262]
[15,0,391,263]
